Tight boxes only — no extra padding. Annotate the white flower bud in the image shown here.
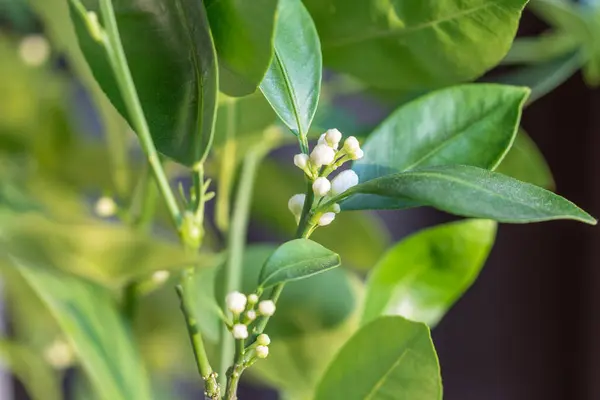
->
[312,177,331,197]
[256,345,269,359]
[310,144,336,167]
[246,310,257,321]
[350,148,364,160]
[293,154,309,170]
[343,136,360,153]
[257,334,271,346]
[247,294,259,304]
[19,35,50,67]
[318,212,336,226]
[44,339,73,369]
[95,197,117,217]
[152,270,170,284]
[288,194,306,218]
[226,291,247,315]
[258,300,276,316]
[331,170,360,196]
[325,129,342,149]
[232,324,248,340]
[317,133,327,146]
[332,203,341,213]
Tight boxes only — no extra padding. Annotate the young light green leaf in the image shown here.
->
[206,0,278,96]
[341,165,596,225]
[362,220,497,328]
[259,0,322,139]
[258,239,341,289]
[496,129,555,189]
[315,316,442,400]
[502,33,580,65]
[346,84,529,210]
[0,339,62,400]
[7,259,152,400]
[304,0,528,90]
[68,0,218,166]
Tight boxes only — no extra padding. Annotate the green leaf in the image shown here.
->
[68,0,218,166]
[496,129,555,189]
[345,84,529,210]
[305,0,528,90]
[341,165,596,224]
[252,159,391,270]
[502,33,580,65]
[489,51,584,104]
[315,316,442,400]
[260,0,322,138]
[236,245,355,338]
[258,239,341,288]
[7,258,152,400]
[206,0,278,96]
[362,220,496,328]
[0,339,62,400]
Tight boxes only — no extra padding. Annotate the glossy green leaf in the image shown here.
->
[345,84,529,210]
[341,165,596,224]
[206,0,278,96]
[252,159,391,270]
[260,0,322,138]
[68,0,218,166]
[7,258,152,400]
[0,339,62,400]
[489,51,583,104]
[362,220,496,327]
[315,316,442,400]
[496,129,555,189]
[258,239,341,288]
[305,0,528,90]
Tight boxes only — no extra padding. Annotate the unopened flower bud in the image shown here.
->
[312,177,331,197]
[232,324,248,340]
[95,196,117,217]
[318,133,327,146]
[247,294,259,304]
[343,136,360,153]
[256,345,269,359]
[325,129,342,149]
[332,203,341,213]
[258,300,276,316]
[257,334,271,346]
[294,153,309,170]
[318,212,336,226]
[246,310,257,321]
[226,291,247,315]
[44,339,73,369]
[19,35,50,67]
[310,144,336,168]
[350,148,364,160]
[331,170,360,196]
[288,194,306,218]
[152,270,170,284]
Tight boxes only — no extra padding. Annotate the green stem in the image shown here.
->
[216,99,237,232]
[218,145,265,388]
[176,269,220,400]
[97,0,180,228]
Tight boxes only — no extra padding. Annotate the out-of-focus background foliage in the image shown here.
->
[0,0,599,399]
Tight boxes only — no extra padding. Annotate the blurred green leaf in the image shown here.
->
[496,129,555,189]
[258,239,341,288]
[362,220,496,327]
[305,0,527,90]
[342,165,596,225]
[503,33,580,65]
[7,258,152,400]
[345,84,529,210]
[260,0,322,138]
[206,0,278,96]
[0,214,220,288]
[252,159,391,270]
[68,0,218,166]
[0,339,62,400]
[315,316,442,400]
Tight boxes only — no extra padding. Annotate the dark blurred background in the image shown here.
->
[3,5,600,400]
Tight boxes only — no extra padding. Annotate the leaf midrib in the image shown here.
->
[325,2,497,48]
[274,48,305,137]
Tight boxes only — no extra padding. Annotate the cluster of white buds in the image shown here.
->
[289,129,363,228]
[225,291,276,351]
